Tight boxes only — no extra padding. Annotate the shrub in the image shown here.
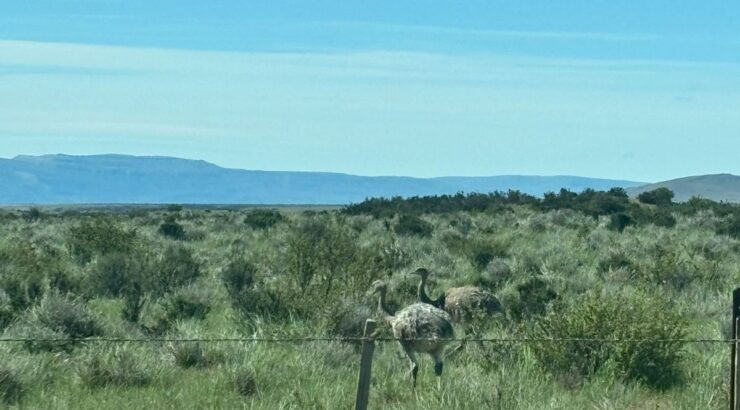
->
[284,216,370,298]
[597,252,634,274]
[159,219,186,240]
[394,214,434,237]
[608,212,633,232]
[230,287,289,320]
[370,239,411,276]
[531,291,687,390]
[637,188,675,206]
[469,240,509,271]
[323,299,372,343]
[244,209,285,230]
[171,343,208,368]
[477,258,512,290]
[24,207,43,221]
[165,285,211,320]
[508,277,558,321]
[138,299,173,336]
[0,238,55,311]
[89,252,146,297]
[30,292,103,339]
[717,214,740,239]
[77,347,152,388]
[650,209,677,228]
[0,289,14,331]
[221,257,256,300]
[121,282,145,323]
[67,218,138,263]
[8,322,72,354]
[234,369,258,397]
[166,204,183,212]
[0,367,24,405]
[152,245,201,295]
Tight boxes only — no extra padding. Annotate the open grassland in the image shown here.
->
[1,191,739,409]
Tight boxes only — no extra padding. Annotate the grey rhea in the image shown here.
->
[411,267,503,324]
[369,280,454,387]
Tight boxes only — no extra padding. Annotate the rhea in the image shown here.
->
[369,280,454,388]
[411,267,503,349]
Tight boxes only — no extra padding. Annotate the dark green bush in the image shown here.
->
[165,285,211,320]
[24,207,43,221]
[10,322,72,354]
[531,291,687,390]
[0,239,56,311]
[0,367,24,405]
[89,252,145,297]
[0,290,14,331]
[67,218,138,264]
[650,209,677,228]
[608,212,633,232]
[394,214,434,237]
[152,245,201,295]
[138,300,173,336]
[637,188,675,206]
[172,343,208,368]
[244,209,285,230]
[230,287,289,320]
[469,240,509,271]
[30,292,103,339]
[508,277,558,321]
[221,257,256,300]
[121,282,145,323]
[716,214,740,239]
[166,204,183,212]
[159,219,186,240]
[234,369,258,397]
[284,216,371,298]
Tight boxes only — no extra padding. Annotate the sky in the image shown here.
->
[1,1,739,182]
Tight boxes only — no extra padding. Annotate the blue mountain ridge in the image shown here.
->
[0,154,646,205]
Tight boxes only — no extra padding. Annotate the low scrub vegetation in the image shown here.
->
[0,191,737,408]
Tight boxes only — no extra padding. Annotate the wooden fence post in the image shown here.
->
[731,288,740,410]
[355,319,377,410]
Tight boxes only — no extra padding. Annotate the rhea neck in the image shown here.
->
[376,289,395,323]
[417,273,444,308]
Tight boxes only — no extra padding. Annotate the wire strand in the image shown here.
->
[0,337,734,344]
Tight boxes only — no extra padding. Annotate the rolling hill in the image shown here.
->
[0,154,645,205]
[627,173,740,203]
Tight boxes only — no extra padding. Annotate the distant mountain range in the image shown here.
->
[0,154,647,205]
[626,174,740,203]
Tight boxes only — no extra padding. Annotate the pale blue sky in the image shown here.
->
[1,1,739,181]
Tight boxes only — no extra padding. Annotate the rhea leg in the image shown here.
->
[432,350,444,390]
[400,341,419,388]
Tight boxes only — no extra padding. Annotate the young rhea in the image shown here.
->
[411,267,503,324]
[369,280,454,388]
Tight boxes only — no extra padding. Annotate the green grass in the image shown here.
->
[0,205,737,408]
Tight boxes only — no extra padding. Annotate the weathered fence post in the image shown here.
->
[355,319,377,410]
[731,288,740,410]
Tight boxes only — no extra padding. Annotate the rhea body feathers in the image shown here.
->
[412,268,503,323]
[370,280,453,387]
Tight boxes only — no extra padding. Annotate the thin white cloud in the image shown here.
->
[1,38,736,82]
[314,21,661,42]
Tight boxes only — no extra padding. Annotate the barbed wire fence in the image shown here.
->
[0,336,736,344]
[0,333,735,409]
[2,288,740,410]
